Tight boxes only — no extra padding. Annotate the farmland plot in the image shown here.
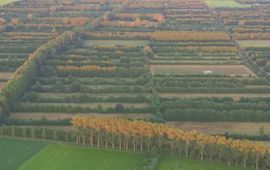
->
[0,0,112,86]
[0,138,45,170]
[19,144,146,170]
[158,157,250,170]
[150,64,255,76]
[12,38,155,120]
[167,122,270,135]
[84,40,149,47]
[205,0,251,8]
[149,31,270,122]
[0,0,16,5]
[237,40,270,48]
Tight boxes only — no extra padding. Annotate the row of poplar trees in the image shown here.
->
[72,116,270,170]
[0,31,78,114]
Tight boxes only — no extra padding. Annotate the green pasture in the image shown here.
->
[19,144,146,170]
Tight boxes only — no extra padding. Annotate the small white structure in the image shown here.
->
[203,70,213,74]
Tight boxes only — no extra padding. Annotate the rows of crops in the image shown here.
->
[214,1,270,84]
[1,0,270,169]
[0,0,268,125]
[0,0,118,88]
[13,37,155,118]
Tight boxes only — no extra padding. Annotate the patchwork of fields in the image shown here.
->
[0,0,269,130]
[1,0,270,169]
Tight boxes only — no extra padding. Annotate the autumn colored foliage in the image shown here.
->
[72,116,270,170]
[152,31,231,41]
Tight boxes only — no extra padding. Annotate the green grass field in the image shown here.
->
[0,138,46,170]
[0,0,16,5]
[0,137,257,170]
[157,157,251,170]
[19,144,146,170]
[205,0,250,8]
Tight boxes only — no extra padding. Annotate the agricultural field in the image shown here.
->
[158,157,250,170]
[0,0,15,5]
[150,64,254,76]
[237,41,270,48]
[167,122,270,135]
[12,36,155,117]
[205,0,251,8]
[0,137,255,170]
[237,41,270,76]
[0,138,46,170]
[84,40,149,47]
[19,144,146,170]
[0,0,114,87]
[1,0,270,169]
[149,31,270,123]
[0,0,269,130]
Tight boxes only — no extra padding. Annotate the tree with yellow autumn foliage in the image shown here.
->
[72,116,270,170]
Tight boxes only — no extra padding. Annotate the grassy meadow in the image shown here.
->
[205,0,251,8]
[18,144,146,170]
[157,157,251,170]
[0,138,46,170]
[0,0,16,5]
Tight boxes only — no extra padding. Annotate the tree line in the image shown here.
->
[0,31,79,115]
[72,116,270,170]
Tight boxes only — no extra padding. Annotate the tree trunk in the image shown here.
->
[256,152,259,170]
[170,142,174,156]
[185,142,189,158]
[140,138,143,152]
[119,138,122,150]
[98,133,100,148]
[125,137,129,150]
[235,152,238,165]
[90,134,93,147]
[112,136,115,150]
[82,137,85,146]
[133,139,136,151]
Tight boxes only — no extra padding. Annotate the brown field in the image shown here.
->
[10,112,153,120]
[160,93,270,100]
[237,40,270,48]
[150,60,243,65]
[21,102,151,109]
[40,93,152,97]
[150,64,256,76]
[0,72,13,80]
[167,122,270,135]
[0,82,5,88]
